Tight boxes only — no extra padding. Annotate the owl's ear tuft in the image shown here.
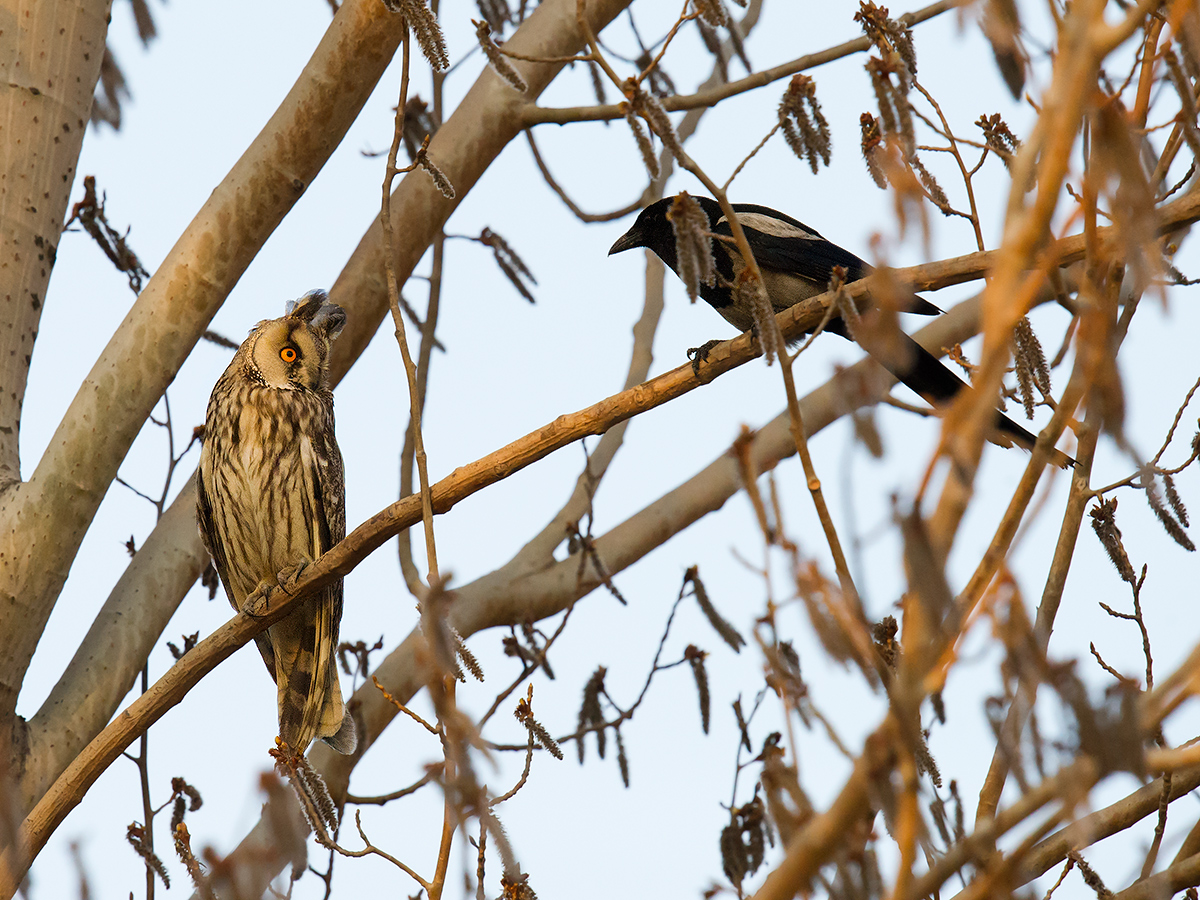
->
[312,304,346,341]
[284,289,330,321]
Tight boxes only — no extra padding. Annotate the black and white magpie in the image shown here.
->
[609,194,1074,468]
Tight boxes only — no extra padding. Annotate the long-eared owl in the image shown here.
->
[197,290,356,755]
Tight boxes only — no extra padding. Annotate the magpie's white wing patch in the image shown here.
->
[717,212,821,241]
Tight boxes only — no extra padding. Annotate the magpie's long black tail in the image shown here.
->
[838,322,1076,469]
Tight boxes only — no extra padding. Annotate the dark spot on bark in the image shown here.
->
[30,294,39,310]
[293,179,304,192]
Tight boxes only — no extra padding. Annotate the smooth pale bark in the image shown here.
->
[0,0,110,491]
[17,0,634,820]
[1,0,406,784]
[20,481,207,811]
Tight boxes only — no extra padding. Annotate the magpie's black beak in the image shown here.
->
[608,228,643,256]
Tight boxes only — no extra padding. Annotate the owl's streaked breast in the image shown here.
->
[204,384,327,602]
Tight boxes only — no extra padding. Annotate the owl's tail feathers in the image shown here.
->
[315,653,356,754]
[322,704,357,755]
[277,597,343,756]
[278,661,357,755]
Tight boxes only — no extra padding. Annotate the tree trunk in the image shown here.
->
[0,0,112,759]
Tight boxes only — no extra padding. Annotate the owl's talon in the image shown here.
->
[277,562,310,595]
[243,583,273,617]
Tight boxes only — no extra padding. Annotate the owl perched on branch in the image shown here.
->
[197,291,356,755]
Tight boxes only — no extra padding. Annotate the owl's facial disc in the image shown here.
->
[250,321,325,390]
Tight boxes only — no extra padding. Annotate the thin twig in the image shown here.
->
[381,25,441,585]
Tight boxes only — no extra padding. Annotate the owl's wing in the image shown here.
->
[195,465,225,587]
[298,410,346,625]
[197,455,278,679]
[277,411,353,753]
[316,415,354,749]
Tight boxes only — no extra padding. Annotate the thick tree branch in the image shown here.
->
[1018,763,1200,886]
[19,481,206,812]
[0,0,110,489]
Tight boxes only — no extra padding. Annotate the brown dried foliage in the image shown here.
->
[126,822,169,889]
[381,0,449,72]
[684,644,711,733]
[1013,315,1051,419]
[475,19,528,93]
[855,1,917,78]
[477,227,538,303]
[860,112,888,188]
[976,112,1020,169]
[1090,497,1137,585]
[720,795,770,890]
[693,0,730,29]
[980,0,1027,99]
[739,270,778,365]
[622,101,660,180]
[577,666,607,762]
[668,194,718,302]
[778,74,832,174]
[684,565,745,652]
[64,176,151,293]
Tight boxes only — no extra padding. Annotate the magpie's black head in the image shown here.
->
[608,195,722,260]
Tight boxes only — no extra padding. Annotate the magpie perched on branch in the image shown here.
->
[609,194,1074,469]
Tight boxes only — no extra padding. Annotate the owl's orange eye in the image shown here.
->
[280,346,298,363]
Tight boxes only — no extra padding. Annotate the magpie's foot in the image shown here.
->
[687,339,722,377]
